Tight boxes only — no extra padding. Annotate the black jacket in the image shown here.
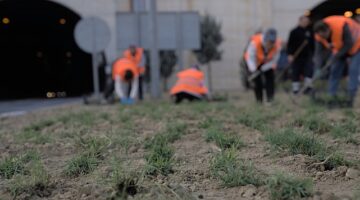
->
[287,26,314,60]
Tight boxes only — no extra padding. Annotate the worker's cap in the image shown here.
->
[263,28,277,43]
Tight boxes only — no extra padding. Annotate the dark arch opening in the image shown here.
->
[0,0,94,100]
[310,0,360,21]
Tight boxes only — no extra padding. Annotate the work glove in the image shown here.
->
[120,98,128,105]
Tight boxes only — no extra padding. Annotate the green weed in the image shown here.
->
[77,136,108,158]
[0,151,40,179]
[292,114,331,134]
[110,161,141,199]
[23,119,56,132]
[205,127,244,149]
[267,173,313,200]
[16,130,52,144]
[210,148,263,187]
[9,160,51,198]
[145,143,174,175]
[144,122,187,149]
[64,154,99,177]
[330,119,357,139]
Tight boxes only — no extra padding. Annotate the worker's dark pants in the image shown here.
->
[174,92,201,104]
[291,57,313,82]
[253,69,275,103]
[138,76,144,100]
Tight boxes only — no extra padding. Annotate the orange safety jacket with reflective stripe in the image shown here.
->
[123,47,145,74]
[315,16,360,55]
[244,34,282,70]
[112,58,139,82]
[170,69,208,96]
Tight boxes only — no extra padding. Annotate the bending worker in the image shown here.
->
[170,65,209,104]
[245,28,282,103]
[112,57,139,104]
[314,16,360,107]
[124,45,146,100]
[287,15,314,94]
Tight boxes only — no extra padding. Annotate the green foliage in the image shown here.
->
[210,148,263,187]
[265,128,325,156]
[23,119,56,132]
[205,127,244,150]
[9,160,51,198]
[193,14,223,65]
[267,173,313,200]
[64,154,99,177]
[16,130,51,144]
[237,108,270,132]
[0,151,40,179]
[77,136,108,158]
[144,122,187,149]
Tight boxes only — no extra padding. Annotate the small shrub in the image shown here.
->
[64,154,98,177]
[0,151,40,179]
[205,127,244,149]
[267,173,313,200]
[210,148,263,187]
[145,144,174,175]
[9,161,51,198]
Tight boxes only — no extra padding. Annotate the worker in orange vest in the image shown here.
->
[244,28,282,103]
[123,45,146,100]
[112,57,139,104]
[314,16,360,107]
[170,65,209,104]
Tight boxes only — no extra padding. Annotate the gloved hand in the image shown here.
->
[313,68,322,79]
[127,98,135,105]
[120,98,128,105]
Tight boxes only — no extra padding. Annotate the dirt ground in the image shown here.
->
[0,92,359,200]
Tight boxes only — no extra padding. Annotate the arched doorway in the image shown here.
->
[0,0,93,100]
[310,0,360,21]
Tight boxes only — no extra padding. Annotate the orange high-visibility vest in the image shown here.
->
[170,69,208,96]
[315,16,360,55]
[244,34,282,69]
[124,47,145,74]
[112,58,139,81]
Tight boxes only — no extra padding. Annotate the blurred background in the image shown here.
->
[1,0,359,100]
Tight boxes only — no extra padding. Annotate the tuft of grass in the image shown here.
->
[210,148,263,187]
[0,151,40,179]
[23,119,56,132]
[77,136,108,158]
[237,109,269,131]
[267,173,313,200]
[110,161,140,199]
[9,160,51,198]
[64,154,99,177]
[292,114,331,134]
[144,122,187,149]
[59,111,96,126]
[330,119,357,139]
[199,117,219,129]
[145,144,174,176]
[16,130,52,144]
[205,127,244,149]
[265,128,325,157]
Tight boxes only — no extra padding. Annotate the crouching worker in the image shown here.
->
[170,65,209,104]
[245,28,282,103]
[113,57,139,105]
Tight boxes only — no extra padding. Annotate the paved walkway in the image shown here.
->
[0,98,82,117]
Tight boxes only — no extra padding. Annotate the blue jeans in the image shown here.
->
[328,51,360,98]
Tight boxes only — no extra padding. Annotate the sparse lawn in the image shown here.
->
[0,93,359,199]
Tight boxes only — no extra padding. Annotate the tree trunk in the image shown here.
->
[207,63,213,92]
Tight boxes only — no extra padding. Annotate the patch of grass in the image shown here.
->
[205,127,244,149]
[23,119,56,132]
[330,119,357,139]
[265,128,325,156]
[210,148,263,187]
[145,144,174,176]
[64,154,99,177]
[9,160,51,199]
[77,136,109,158]
[16,130,52,144]
[267,173,313,200]
[292,114,331,134]
[199,117,219,129]
[144,122,187,149]
[59,111,96,126]
[110,161,141,199]
[0,151,40,179]
[266,128,351,169]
